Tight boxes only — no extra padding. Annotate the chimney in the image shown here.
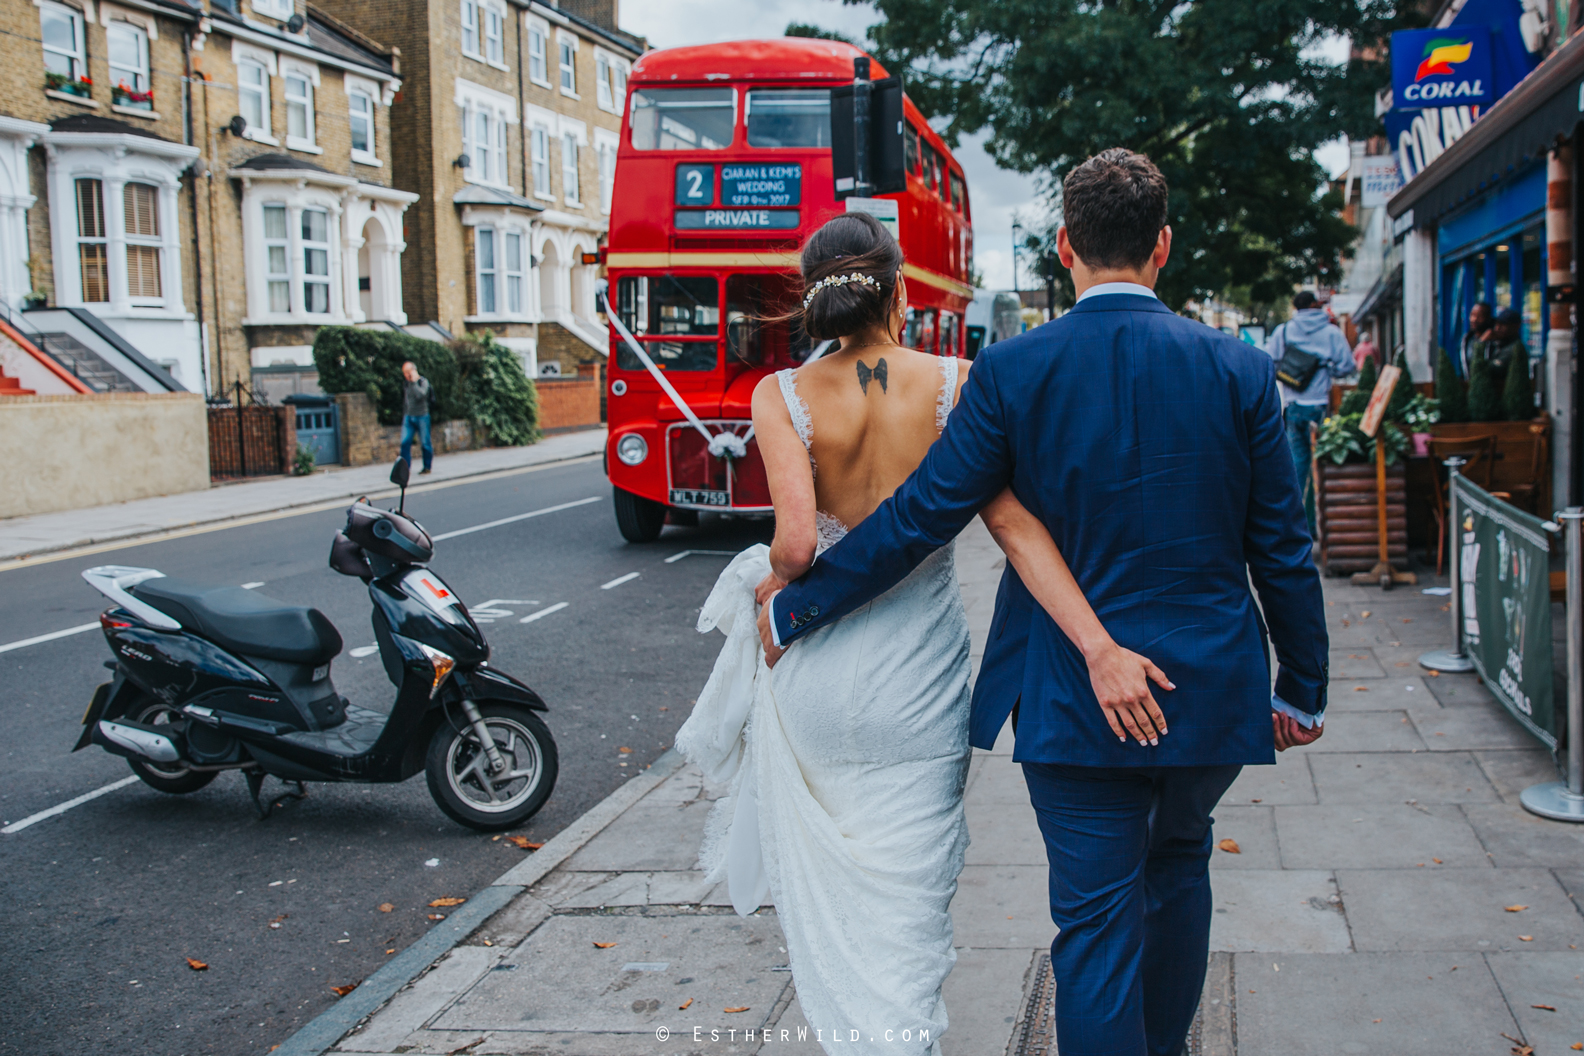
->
[557,0,618,32]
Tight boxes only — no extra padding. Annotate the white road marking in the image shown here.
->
[601,572,640,590]
[349,645,380,658]
[469,599,539,623]
[0,622,100,655]
[2,775,140,834]
[432,496,601,541]
[520,602,569,623]
[241,582,265,589]
[664,549,740,564]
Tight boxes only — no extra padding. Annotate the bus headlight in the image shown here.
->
[616,433,648,466]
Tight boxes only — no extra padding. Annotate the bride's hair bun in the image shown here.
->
[797,213,903,341]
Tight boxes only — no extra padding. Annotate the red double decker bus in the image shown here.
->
[601,38,975,542]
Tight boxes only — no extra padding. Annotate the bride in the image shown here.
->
[677,212,1170,1054]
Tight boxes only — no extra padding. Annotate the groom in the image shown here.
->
[758,149,1328,1056]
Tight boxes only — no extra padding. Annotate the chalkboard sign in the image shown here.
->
[720,163,801,207]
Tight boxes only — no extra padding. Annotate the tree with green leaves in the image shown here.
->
[1385,348,1415,422]
[1435,348,1468,423]
[1467,354,1501,423]
[1501,347,1534,422]
[803,1,1415,311]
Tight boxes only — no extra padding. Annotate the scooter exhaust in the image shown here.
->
[94,719,182,764]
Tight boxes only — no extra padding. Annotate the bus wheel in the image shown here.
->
[614,486,667,542]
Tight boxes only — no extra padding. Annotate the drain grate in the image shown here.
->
[1009,953,1056,1056]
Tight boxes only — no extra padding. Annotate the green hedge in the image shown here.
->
[313,327,460,426]
[312,326,539,444]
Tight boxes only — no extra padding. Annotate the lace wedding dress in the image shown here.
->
[678,358,971,1056]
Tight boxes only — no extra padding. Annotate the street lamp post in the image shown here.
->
[1011,220,1022,295]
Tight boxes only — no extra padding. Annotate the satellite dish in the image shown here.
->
[286,13,305,32]
[227,115,247,137]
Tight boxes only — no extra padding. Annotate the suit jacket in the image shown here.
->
[770,293,1329,767]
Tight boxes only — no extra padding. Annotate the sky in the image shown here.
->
[620,1,1354,292]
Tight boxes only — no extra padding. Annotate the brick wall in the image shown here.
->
[536,363,602,431]
[333,390,486,466]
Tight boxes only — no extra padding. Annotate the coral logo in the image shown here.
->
[1415,37,1473,81]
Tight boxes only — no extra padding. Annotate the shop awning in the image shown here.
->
[1388,29,1584,226]
[1353,261,1403,323]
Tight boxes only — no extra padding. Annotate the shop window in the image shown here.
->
[725,273,810,367]
[124,183,161,300]
[1521,228,1543,361]
[263,203,290,312]
[76,178,108,303]
[301,207,330,314]
[615,275,718,372]
[41,3,86,84]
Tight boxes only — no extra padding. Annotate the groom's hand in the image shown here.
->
[1273,711,1324,751]
[757,591,787,668]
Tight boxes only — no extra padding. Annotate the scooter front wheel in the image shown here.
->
[426,703,558,831]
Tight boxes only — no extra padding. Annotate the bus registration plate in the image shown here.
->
[671,488,730,507]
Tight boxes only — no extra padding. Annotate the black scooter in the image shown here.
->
[74,458,557,831]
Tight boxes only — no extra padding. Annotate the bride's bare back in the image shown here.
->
[753,344,967,578]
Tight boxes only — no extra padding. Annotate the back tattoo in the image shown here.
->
[857,358,889,395]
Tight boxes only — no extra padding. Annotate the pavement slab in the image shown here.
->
[1473,748,1568,804]
[1407,705,1544,751]
[963,756,1032,806]
[951,866,1054,950]
[963,797,1045,867]
[940,948,1040,1056]
[1307,750,1499,803]
[1459,802,1584,867]
[1274,803,1491,870]
[1232,952,1520,1056]
[1330,648,1388,679]
[1300,710,1428,752]
[1423,671,1504,709]
[1208,806,1280,870]
[1222,749,1317,805]
[1208,871,1351,953]
[336,946,500,1053]
[1484,952,1584,1053]
[1328,679,1437,711]
[561,799,714,872]
[1338,868,1584,952]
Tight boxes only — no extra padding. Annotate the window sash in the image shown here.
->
[477,227,496,314]
[41,6,84,80]
[349,92,373,155]
[263,203,290,313]
[528,29,546,82]
[239,63,268,132]
[531,127,550,195]
[505,231,522,314]
[301,207,330,314]
[485,7,503,63]
[461,0,478,56]
[559,40,574,92]
[596,55,612,109]
[599,142,615,212]
[107,22,149,94]
[562,133,578,202]
[286,74,313,142]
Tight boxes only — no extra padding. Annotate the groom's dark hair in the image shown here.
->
[1061,149,1169,270]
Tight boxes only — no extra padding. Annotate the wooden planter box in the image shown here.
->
[1314,460,1408,576]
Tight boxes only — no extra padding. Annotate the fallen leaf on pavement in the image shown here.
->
[1349,654,1366,659]
[593,942,617,949]
[504,836,542,850]
[679,998,693,1010]
[186,958,208,971]
[1519,935,1534,942]
[429,897,466,907]
[1401,618,1413,623]
[1217,838,1241,854]
[1532,1004,1557,1012]
[1373,1019,1382,1023]
[1251,798,1263,803]
[1570,1044,1582,1050]
[618,746,633,753]
[378,903,394,913]
[330,982,359,997]
[1433,858,1443,864]
[427,914,446,921]
[1341,620,1350,628]
[386,949,395,955]
[725,1007,750,1014]
[1429,670,1440,677]
[1361,610,1371,619]
[1354,686,1369,692]
[1505,905,1529,913]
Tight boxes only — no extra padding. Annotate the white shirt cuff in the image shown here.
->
[769,601,783,649]
[1272,694,1323,729]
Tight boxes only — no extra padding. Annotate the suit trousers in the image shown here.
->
[1022,761,1242,1056]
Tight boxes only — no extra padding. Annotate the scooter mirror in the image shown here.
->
[390,457,411,488]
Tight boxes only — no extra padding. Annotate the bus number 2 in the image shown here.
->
[675,164,715,206]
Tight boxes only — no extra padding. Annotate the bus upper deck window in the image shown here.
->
[630,88,735,150]
[746,89,831,148]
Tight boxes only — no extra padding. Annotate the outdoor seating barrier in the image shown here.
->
[1421,460,1583,822]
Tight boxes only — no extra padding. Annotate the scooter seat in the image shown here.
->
[133,578,343,665]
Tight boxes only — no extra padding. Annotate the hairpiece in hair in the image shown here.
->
[803,272,879,308]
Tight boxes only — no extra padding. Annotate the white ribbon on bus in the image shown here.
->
[601,291,832,460]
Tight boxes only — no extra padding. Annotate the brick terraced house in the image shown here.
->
[313,0,643,376]
[0,0,416,397]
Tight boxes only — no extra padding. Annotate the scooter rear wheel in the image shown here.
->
[426,704,558,831]
[127,700,217,795]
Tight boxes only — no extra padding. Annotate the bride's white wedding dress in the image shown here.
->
[677,357,971,1056]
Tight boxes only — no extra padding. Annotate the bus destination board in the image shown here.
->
[674,209,801,230]
[720,164,801,207]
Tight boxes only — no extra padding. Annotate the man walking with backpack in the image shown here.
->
[1265,291,1355,533]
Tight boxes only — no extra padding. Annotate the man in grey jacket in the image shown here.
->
[400,360,434,475]
[1264,291,1355,532]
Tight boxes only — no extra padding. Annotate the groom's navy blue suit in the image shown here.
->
[770,291,1329,1055]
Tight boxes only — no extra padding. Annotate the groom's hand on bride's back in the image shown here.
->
[1087,643,1174,746]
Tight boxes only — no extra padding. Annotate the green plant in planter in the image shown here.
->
[1313,412,1411,467]
[1385,348,1415,422]
[1501,344,1534,421]
[1402,393,1440,431]
[1339,356,1376,416]
[292,443,316,476]
[1467,353,1501,422]
[1435,347,1468,423]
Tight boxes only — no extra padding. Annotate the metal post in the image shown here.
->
[234,376,248,478]
[1421,457,1475,672]
[1520,506,1584,821]
[851,57,872,198]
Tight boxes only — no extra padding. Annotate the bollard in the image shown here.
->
[1520,507,1584,822]
[1420,457,1475,673]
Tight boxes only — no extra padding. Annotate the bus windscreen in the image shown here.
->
[745,89,831,148]
[630,88,735,150]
